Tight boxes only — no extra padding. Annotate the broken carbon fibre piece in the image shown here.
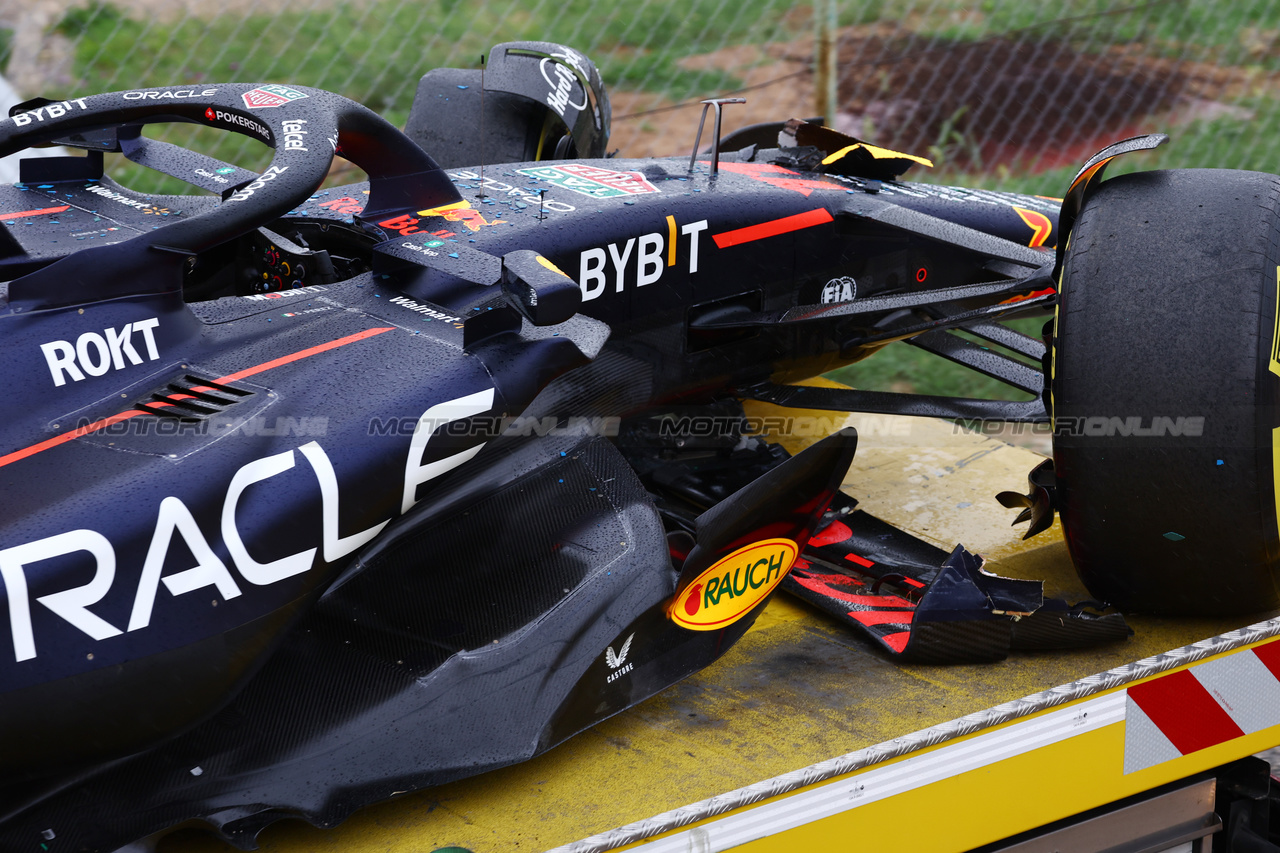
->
[783,494,1130,663]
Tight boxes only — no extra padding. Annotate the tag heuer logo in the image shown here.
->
[517,164,659,199]
[242,84,309,109]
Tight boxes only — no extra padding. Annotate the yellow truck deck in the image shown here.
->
[163,405,1280,853]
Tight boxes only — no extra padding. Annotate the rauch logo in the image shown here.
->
[669,539,797,631]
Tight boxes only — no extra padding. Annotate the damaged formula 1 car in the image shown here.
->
[1,40,1277,850]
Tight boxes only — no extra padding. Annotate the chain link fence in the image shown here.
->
[0,0,1271,402]
[0,0,1275,195]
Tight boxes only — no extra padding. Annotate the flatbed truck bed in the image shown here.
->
[164,407,1280,853]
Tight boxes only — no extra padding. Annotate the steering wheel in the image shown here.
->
[0,84,461,310]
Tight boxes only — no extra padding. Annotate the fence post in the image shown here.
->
[814,0,837,124]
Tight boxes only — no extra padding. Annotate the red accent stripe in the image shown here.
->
[218,326,393,383]
[999,286,1056,305]
[0,205,70,221]
[793,570,864,588]
[715,162,800,177]
[1250,638,1280,681]
[1128,669,1244,755]
[844,552,875,568]
[0,326,395,469]
[900,577,925,589]
[848,609,915,627]
[790,577,916,608]
[0,410,145,468]
[712,208,834,249]
[839,592,915,609]
[882,631,910,653]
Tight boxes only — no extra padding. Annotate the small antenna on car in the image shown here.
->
[477,53,487,199]
[688,98,745,177]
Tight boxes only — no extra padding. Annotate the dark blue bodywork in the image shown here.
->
[0,49,1062,849]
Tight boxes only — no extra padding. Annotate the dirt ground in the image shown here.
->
[609,24,1273,169]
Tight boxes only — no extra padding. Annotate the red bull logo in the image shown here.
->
[417,200,506,232]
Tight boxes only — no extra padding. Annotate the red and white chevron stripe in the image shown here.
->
[1124,637,1280,773]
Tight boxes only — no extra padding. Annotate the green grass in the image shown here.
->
[827,316,1046,400]
[57,0,805,107]
[56,0,812,192]
[54,0,1280,139]
[57,0,1280,193]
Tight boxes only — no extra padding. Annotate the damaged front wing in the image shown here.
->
[784,492,1130,663]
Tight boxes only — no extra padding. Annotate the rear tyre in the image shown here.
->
[1053,168,1280,614]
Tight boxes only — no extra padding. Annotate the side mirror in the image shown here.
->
[501,249,581,326]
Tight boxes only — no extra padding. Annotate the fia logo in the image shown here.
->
[605,633,634,683]
[821,275,857,304]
